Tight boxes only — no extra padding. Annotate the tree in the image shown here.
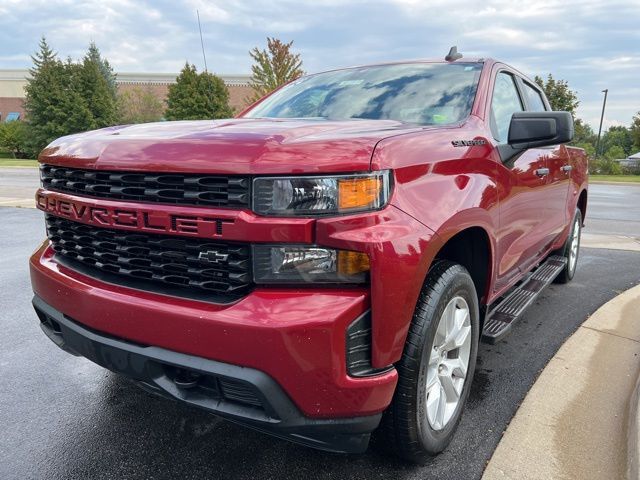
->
[573,119,595,144]
[631,112,640,152]
[604,145,626,160]
[165,62,233,120]
[79,52,119,128]
[24,41,94,153]
[534,74,579,116]
[573,141,595,159]
[0,120,29,158]
[249,37,304,101]
[118,86,165,124]
[601,126,633,157]
[31,36,56,70]
[85,42,117,94]
[23,38,119,155]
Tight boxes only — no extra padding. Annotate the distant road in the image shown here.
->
[586,183,640,237]
[0,167,38,208]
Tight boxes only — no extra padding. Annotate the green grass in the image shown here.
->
[590,174,640,183]
[0,158,38,167]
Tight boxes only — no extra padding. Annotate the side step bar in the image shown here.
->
[481,255,567,344]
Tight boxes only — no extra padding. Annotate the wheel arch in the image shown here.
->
[432,226,494,312]
[577,188,588,225]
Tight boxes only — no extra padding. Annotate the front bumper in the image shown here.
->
[33,296,380,453]
[30,242,398,418]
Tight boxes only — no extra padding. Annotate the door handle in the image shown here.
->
[535,168,550,177]
[561,165,573,173]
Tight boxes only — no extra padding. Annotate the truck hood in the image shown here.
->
[40,118,424,174]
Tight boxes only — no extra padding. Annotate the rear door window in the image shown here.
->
[522,83,547,112]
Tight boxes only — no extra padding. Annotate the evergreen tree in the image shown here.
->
[23,38,118,155]
[24,40,92,153]
[79,52,119,127]
[165,62,233,120]
[30,36,56,72]
[249,38,304,101]
[85,42,117,96]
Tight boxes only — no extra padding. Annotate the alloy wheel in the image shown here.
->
[425,296,472,431]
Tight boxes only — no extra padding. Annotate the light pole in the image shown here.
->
[595,89,608,158]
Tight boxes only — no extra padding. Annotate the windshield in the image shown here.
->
[244,63,482,126]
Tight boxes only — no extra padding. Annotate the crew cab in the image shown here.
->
[29,51,587,462]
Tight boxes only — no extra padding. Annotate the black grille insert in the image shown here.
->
[46,215,252,302]
[40,165,250,207]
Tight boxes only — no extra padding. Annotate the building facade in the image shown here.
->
[0,69,254,122]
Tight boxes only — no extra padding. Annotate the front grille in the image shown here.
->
[46,215,252,302]
[40,165,250,208]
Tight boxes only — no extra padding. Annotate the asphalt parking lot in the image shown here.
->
[0,184,639,479]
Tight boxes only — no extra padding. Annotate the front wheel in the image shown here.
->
[554,209,582,284]
[381,260,479,463]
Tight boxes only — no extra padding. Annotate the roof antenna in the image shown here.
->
[197,10,208,73]
[196,10,218,121]
[445,46,463,62]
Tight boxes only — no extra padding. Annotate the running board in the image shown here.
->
[481,255,567,344]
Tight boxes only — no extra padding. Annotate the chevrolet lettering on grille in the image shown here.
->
[36,191,234,238]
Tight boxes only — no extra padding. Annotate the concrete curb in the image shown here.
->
[630,372,640,480]
[483,283,640,480]
[581,233,640,252]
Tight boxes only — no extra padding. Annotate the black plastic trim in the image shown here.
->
[346,310,394,377]
[32,295,381,453]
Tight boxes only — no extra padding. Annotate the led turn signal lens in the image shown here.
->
[338,176,382,211]
[337,250,370,276]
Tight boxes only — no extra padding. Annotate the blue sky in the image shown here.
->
[1,0,639,130]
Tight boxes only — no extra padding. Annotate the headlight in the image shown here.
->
[253,245,370,284]
[252,171,391,216]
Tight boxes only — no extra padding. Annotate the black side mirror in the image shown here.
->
[498,111,574,163]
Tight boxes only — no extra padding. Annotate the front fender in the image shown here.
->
[316,206,442,368]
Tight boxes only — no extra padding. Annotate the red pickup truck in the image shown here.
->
[30,53,587,462]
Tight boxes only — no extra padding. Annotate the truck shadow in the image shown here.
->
[41,370,490,480]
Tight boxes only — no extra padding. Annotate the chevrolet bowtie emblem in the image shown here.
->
[198,250,229,264]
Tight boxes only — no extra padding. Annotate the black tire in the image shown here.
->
[380,260,479,463]
[554,209,582,284]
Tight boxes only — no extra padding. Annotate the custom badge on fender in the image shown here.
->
[452,139,487,147]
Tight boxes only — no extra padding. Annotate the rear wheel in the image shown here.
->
[554,209,582,284]
[381,260,479,463]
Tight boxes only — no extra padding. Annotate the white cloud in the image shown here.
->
[0,0,639,128]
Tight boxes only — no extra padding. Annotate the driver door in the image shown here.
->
[491,71,550,293]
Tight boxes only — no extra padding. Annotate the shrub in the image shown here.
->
[0,120,30,158]
[590,157,623,175]
[118,86,165,124]
[165,63,233,120]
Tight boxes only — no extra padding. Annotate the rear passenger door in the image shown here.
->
[491,71,550,292]
[519,79,571,244]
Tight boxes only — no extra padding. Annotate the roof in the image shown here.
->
[0,69,251,86]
